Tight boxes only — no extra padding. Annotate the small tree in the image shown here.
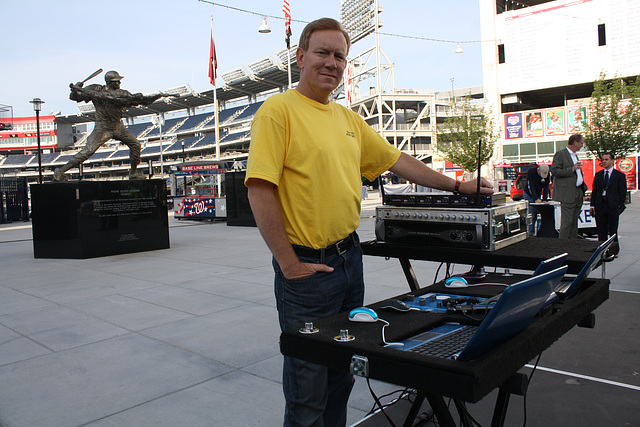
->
[436,96,498,173]
[585,72,640,161]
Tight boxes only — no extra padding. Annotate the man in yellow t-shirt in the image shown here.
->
[245,18,493,427]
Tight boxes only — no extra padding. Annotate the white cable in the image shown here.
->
[378,319,404,347]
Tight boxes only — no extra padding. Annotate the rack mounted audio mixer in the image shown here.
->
[382,192,507,209]
[375,201,529,251]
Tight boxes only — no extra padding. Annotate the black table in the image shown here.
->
[361,237,600,290]
[280,278,609,426]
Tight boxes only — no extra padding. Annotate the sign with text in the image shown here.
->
[504,113,523,139]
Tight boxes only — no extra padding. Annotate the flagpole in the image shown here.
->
[283,0,292,89]
[211,16,222,196]
[287,48,292,89]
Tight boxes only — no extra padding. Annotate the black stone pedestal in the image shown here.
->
[31,180,170,259]
[225,171,256,227]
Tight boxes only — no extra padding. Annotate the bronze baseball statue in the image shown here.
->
[54,70,177,181]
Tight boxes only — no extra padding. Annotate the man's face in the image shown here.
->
[601,154,614,169]
[107,80,121,90]
[296,29,348,103]
[569,137,584,152]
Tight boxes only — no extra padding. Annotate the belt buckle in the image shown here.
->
[334,236,349,256]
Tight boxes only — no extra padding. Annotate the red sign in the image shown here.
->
[590,157,637,191]
[619,158,636,190]
[181,164,219,171]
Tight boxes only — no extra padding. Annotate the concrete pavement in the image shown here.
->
[0,191,638,426]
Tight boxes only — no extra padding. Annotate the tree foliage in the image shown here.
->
[585,72,640,160]
[436,97,498,173]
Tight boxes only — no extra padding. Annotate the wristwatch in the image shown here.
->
[453,180,461,194]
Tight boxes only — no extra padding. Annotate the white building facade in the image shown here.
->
[480,0,640,189]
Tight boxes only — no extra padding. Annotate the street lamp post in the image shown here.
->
[29,98,44,183]
[151,115,165,178]
[450,78,455,104]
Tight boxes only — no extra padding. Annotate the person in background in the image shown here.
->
[523,164,550,236]
[244,17,493,427]
[590,152,627,256]
[551,133,588,239]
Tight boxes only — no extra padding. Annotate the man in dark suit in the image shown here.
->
[551,133,588,239]
[590,152,627,255]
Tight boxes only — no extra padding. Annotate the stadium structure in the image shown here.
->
[3,0,638,196]
[481,0,640,193]
[0,0,479,195]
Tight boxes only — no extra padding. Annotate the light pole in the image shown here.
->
[29,98,44,183]
[151,115,165,178]
[450,78,455,104]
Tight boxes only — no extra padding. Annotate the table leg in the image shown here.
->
[402,391,425,427]
[491,372,529,427]
[399,258,420,291]
[425,393,457,427]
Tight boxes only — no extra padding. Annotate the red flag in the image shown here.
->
[283,0,292,48]
[208,22,217,86]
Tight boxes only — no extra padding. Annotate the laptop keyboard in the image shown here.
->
[408,325,478,358]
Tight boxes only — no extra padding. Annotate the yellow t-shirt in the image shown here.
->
[245,89,400,248]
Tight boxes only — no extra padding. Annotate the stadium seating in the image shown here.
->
[145,117,185,138]
[29,152,61,165]
[3,154,34,166]
[1,98,265,177]
[174,112,211,132]
[126,122,152,138]
[85,151,114,162]
[234,101,264,121]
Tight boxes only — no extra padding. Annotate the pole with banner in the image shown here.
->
[209,16,222,196]
[283,0,292,89]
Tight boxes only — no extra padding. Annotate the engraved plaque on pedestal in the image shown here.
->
[31,180,170,259]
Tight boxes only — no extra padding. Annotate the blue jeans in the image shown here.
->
[273,235,364,427]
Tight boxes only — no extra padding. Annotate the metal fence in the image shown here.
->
[0,177,29,223]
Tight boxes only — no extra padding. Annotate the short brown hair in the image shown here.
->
[568,133,584,145]
[298,18,350,54]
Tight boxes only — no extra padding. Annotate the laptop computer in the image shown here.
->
[555,234,615,299]
[401,253,570,313]
[533,252,568,275]
[441,252,569,308]
[397,265,568,361]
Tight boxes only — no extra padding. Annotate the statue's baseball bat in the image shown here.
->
[81,68,103,84]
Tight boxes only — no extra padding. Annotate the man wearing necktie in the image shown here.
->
[590,153,627,255]
[551,133,589,238]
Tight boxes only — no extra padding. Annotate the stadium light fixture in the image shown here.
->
[258,16,271,33]
[29,97,44,184]
[455,43,464,54]
[341,0,377,44]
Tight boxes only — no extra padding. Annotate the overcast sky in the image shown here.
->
[2,0,482,118]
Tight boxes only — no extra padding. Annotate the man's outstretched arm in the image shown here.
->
[389,153,493,194]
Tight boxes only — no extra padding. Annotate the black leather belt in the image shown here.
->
[292,232,357,260]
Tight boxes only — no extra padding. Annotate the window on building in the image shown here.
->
[537,141,555,155]
[556,140,568,151]
[498,44,505,64]
[598,24,606,46]
[503,144,518,158]
[520,142,536,156]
